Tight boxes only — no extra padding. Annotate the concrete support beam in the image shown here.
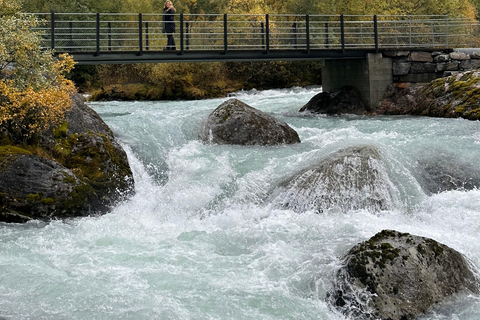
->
[321,53,392,110]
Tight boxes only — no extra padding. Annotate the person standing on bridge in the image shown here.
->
[163,0,176,50]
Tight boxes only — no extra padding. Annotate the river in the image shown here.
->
[1,87,480,319]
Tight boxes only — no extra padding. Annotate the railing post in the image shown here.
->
[306,15,310,53]
[265,14,270,53]
[50,12,55,50]
[138,13,143,55]
[96,13,100,56]
[340,14,345,53]
[180,13,184,54]
[223,13,228,54]
[374,15,378,52]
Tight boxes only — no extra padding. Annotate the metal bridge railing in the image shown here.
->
[30,13,479,54]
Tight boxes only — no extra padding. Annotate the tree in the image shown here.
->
[1,0,76,143]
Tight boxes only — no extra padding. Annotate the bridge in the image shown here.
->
[34,13,480,107]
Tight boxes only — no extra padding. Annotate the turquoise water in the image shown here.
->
[1,87,480,319]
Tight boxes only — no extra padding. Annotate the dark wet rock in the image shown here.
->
[376,83,424,115]
[200,98,300,146]
[299,86,367,115]
[416,151,480,194]
[0,94,134,223]
[270,146,395,213]
[331,230,479,320]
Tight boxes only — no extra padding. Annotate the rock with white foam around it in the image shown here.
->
[270,145,395,213]
[199,98,300,146]
[330,230,480,320]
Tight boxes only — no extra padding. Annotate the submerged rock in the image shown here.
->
[200,98,300,146]
[331,230,479,320]
[0,94,134,223]
[299,86,367,115]
[270,146,395,213]
[416,151,480,194]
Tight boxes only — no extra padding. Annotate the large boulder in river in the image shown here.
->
[200,98,300,145]
[270,146,395,213]
[299,86,367,115]
[0,94,134,223]
[331,230,479,320]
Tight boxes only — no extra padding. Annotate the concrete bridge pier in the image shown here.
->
[321,53,393,110]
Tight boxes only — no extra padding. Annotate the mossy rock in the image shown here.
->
[415,70,480,120]
[0,93,134,223]
[331,230,479,320]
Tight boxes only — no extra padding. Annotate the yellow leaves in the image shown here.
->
[0,0,20,15]
[0,12,76,142]
[0,78,75,139]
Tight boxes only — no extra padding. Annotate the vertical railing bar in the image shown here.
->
[50,12,55,50]
[146,21,149,51]
[292,22,297,49]
[96,13,100,56]
[180,13,184,54]
[223,13,228,54]
[409,16,412,47]
[306,15,310,53]
[470,20,473,48]
[325,21,329,48]
[108,22,111,51]
[261,21,265,49]
[68,21,73,51]
[341,14,345,52]
[138,13,143,55]
[374,15,378,52]
[446,17,449,48]
[265,14,270,53]
[186,20,190,50]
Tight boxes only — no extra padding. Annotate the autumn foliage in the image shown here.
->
[0,0,76,143]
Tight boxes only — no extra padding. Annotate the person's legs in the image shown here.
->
[167,34,176,50]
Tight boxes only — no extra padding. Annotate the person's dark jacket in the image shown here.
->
[163,8,175,33]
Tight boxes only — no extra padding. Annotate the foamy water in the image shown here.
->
[1,87,480,319]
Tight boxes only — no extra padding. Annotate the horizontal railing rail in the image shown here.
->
[28,13,480,61]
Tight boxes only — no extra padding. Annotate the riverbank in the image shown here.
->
[74,61,323,101]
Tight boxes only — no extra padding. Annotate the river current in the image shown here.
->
[1,87,480,319]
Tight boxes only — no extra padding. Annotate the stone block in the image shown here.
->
[471,51,480,59]
[450,52,470,60]
[470,59,480,68]
[446,61,460,71]
[383,50,410,57]
[410,62,436,74]
[436,63,448,72]
[393,62,411,76]
[409,51,433,62]
[460,60,473,70]
[433,54,449,63]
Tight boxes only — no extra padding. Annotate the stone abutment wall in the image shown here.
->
[386,49,480,82]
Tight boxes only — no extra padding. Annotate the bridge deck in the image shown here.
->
[33,13,479,64]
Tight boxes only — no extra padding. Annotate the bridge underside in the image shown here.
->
[65,49,375,65]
